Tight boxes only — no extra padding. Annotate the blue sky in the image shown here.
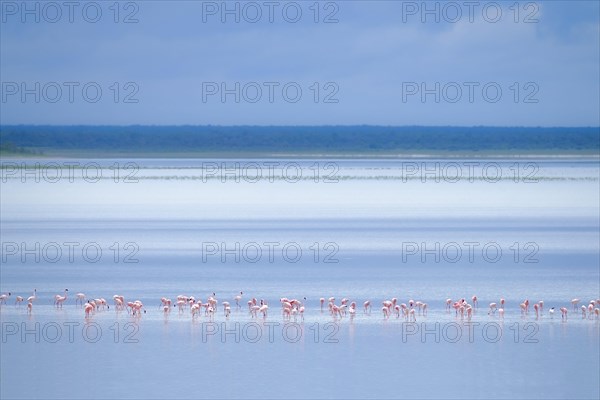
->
[1,0,599,126]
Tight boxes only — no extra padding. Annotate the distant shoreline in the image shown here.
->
[1,151,599,160]
[1,125,598,159]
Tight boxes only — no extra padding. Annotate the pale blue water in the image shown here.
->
[1,158,599,399]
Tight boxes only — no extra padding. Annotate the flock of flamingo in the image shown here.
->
[1,290,599,322]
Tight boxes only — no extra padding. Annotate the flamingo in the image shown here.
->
[498,308,505,318]
[54,289,68,308]
[446,298,452,311]
[258,304,268,318]
[0,292,11,305]
[158,297,171,310]
[339,304,348,316]
[534,303,539,318]
[581,305,587,319]
[363,300,371,313]
[320,298,325,311]
[560,307,568,320]
[571,299,580,310]
[27,289,37,304]
[382,306,389,319]
[234,292,243,308]
[76,293,86,306]
[488,302,497,315]
[27,301,33,314]
[408,308,416,322]
[331,304,341,318]
[191,303,201,318]
[400,303,408,319]
[15,296,24,306]
[549,307,555,318]
[472,295,478,308]
[499,298,505,309]
[84,302,94,318]
[519,302,527,315]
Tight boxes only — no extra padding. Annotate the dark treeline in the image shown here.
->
[1,125,598,154]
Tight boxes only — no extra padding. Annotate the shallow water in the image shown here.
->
[1,158,599,399]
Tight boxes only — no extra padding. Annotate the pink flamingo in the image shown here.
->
[250,305,259,318]
[560,307,568,320]
[84,302,94,318]
[75,293,86,306]
[15,296,24,306]
[54,289,68,308]
[114,297,124,311]
[408,308,416,322]
[298,306,305,321]
[363,300,371,313]
[466,305,473,320]
[27,301,33,314]
[472,295,478,308]
[446,298,452,311]
[382,300,393,313]
[394,305,401,318]
[234,292,243,308]
[259,304,268,318]
[498,308,505,318]
[222,301,230,314]
[538,300,544,314]
[348,306,355,318]
[519,302,527,315]
[422,303,428,316]
[500,298,505,309]
[191,303,201,318]
[581,305,587,319]
[400,303,408,319]
[571,299,580,310]
[331,304,341,318]
[488,302,497,315]
[534,303,539,319]
[320,298,325,311]
[382,306,389,319]
[27,289,37,304]
[0,292,11,305]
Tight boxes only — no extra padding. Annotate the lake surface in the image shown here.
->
[1,158,599,399]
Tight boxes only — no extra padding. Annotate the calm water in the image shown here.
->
[1,158,599,399]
